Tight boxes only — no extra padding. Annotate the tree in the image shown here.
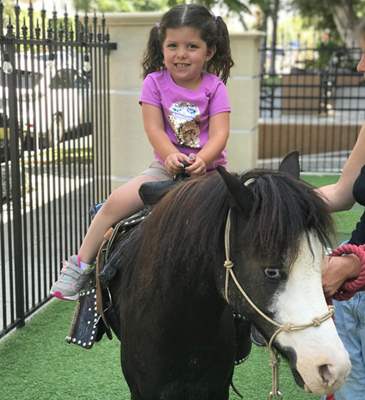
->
[288,0,363,46]
[247,0,365,46]
[73,0,252,27]
[73,0,167,12]
[73,0,96,13]
[166,0,251,29]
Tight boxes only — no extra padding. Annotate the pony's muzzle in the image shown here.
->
[298,349,351,394]
[317,360,351,392]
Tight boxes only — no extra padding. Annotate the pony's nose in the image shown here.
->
[318,363,348,389]
[318,364,334,386]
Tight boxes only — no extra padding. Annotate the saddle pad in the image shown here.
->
[234,313,252,365]
[65,287,102,349]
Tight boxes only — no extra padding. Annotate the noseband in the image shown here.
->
[223,209,334,399]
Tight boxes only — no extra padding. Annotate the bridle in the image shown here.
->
[223,209,335,399]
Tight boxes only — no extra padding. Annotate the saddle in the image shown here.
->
[65,178,259,364]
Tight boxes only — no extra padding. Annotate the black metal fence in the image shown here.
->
[0,3,115,338]
[259,40,365,172]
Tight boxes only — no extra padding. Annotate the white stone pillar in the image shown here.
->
[105,12,162,189]
[227,32,263,173]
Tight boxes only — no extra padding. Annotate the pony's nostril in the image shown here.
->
[318,364,333,386]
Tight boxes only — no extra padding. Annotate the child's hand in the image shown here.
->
[185,154,206,177]
[164,152,191,175]
[322,254,361,297]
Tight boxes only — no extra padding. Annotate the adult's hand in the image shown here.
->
[322,254,361,297]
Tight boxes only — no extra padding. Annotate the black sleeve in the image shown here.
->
[347,164,365,244]
[352,165,365,207]
[349,209,365,245]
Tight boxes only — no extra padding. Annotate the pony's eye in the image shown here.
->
[264,268,282,280]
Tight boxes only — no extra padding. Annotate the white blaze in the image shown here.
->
[270,233,351,394]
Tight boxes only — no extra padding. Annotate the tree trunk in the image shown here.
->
[332,0,359,47]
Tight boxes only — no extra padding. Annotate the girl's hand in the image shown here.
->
[164,152,191,175]
[322,254,361,297]
[185,154,206,177]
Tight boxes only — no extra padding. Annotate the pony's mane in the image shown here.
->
[110,169,332,295]
[237,169,333,264]
[135,173,230,291]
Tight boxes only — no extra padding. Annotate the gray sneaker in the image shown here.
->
[50,255,95,301]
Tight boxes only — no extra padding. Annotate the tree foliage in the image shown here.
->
[166,0,251,29]
[73,0,168,12]
[288,0,365,45]
[245,0,365,46]
[73,0,251,19]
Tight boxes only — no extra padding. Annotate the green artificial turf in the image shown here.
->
[0,300,319,400]
[1,174,360,399]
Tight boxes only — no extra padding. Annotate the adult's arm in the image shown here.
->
[317,125,365,211]
[322,208,365,297]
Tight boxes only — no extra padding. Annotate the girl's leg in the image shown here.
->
[50,174,164,300]
[78,174,160,263]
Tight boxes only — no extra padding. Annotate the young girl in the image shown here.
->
[50,4,234,300]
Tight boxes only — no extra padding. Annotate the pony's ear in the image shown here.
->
[278,151,300,180]
[217,166,254,216]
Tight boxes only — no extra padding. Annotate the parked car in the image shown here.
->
[0,52,92,149]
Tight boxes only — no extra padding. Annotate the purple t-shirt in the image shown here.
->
[139,70,230,169]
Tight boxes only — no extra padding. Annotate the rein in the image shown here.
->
[223,209,335,399]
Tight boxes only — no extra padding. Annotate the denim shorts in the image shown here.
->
[332,292,365,400]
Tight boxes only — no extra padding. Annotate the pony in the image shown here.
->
[105,153,350,400]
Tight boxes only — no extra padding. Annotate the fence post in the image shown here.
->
[5,30,25,327]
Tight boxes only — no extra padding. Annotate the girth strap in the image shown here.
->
[95,208,151,325]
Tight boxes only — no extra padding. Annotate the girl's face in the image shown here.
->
[357,35,365,73]
[162,26,215,89]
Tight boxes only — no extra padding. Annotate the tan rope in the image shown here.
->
[223,209,335,398]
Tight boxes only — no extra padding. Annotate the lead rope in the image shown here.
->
[223,209,335,399]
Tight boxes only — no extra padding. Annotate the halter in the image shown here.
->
[223,209,334,399]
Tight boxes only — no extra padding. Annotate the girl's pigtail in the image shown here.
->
[208,16,234,84]
[142,25,164,78]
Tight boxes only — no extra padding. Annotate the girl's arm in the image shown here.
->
[185,112,229,175]
[317,125,365,211]
[142,103,190,173]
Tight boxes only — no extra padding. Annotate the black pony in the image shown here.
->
[105,153,350,400]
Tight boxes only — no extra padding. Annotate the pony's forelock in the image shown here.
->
[237,170,333,264]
